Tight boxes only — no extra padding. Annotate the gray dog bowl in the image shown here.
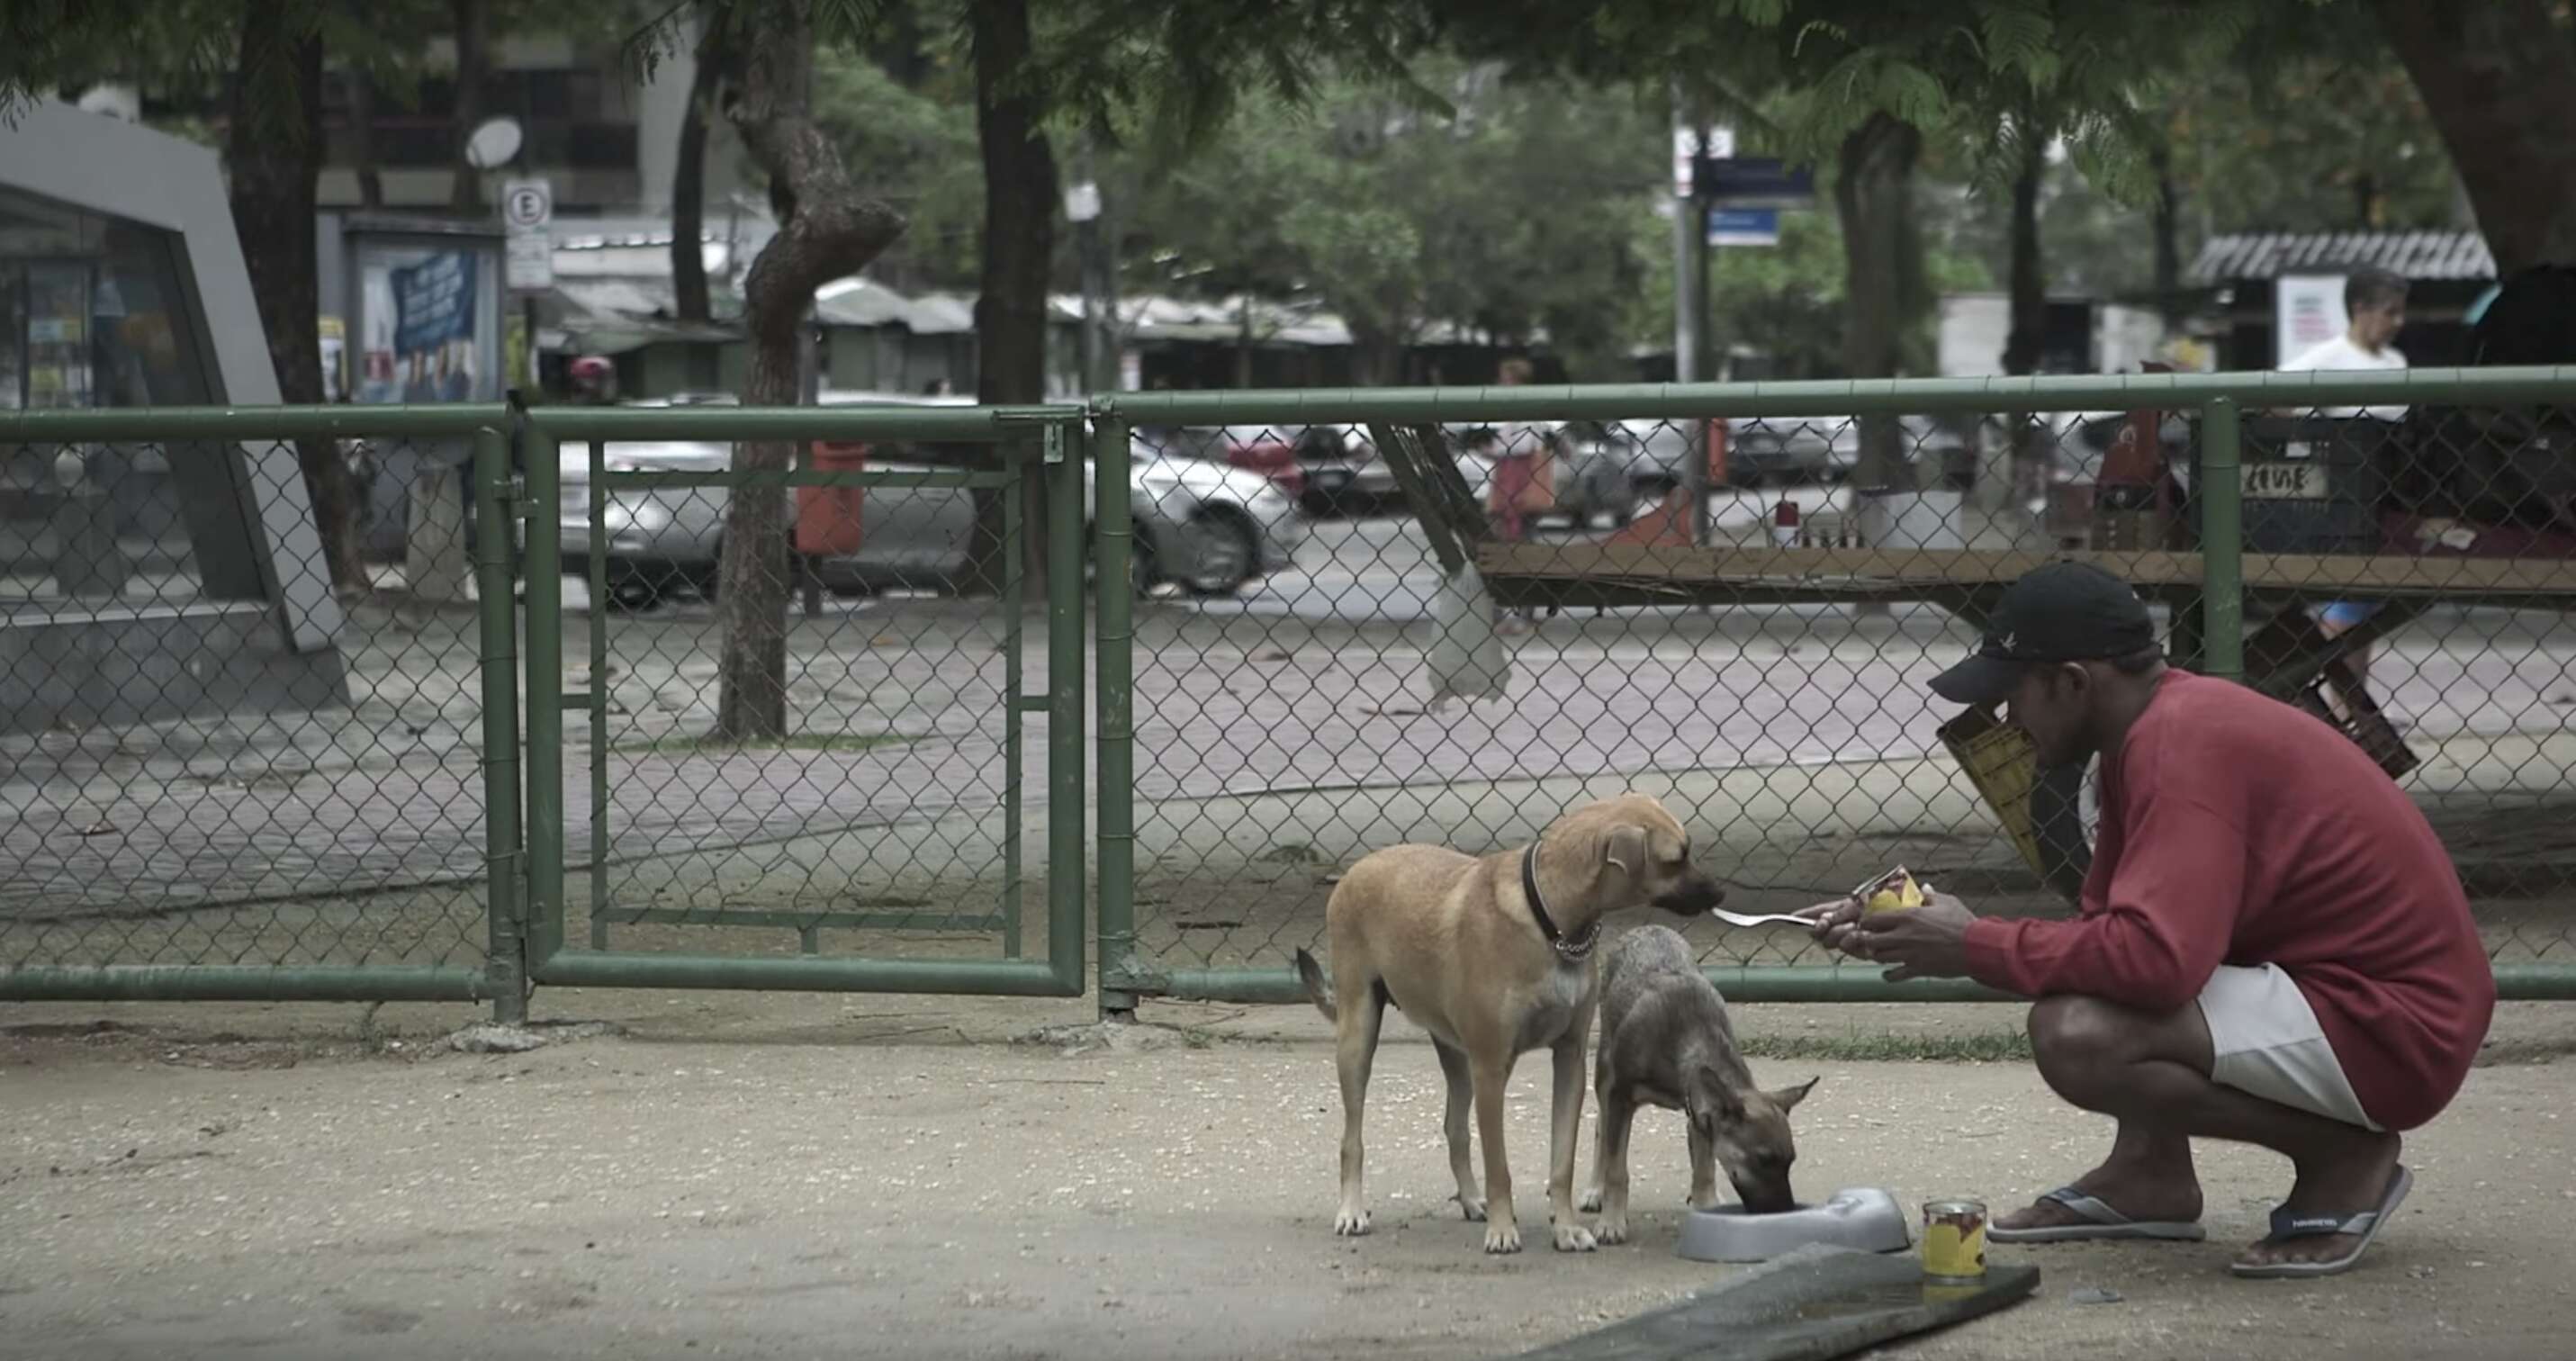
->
[1674,1186,1914,1263]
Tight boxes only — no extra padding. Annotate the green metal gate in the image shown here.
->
[499,404,1088,1008]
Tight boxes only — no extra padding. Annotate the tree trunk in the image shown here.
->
[227,4,367,592]
[671,15,731,324]
[347,70,384,209]
[1351,323,1405,387]
[2372,0,2576,273]
[2149,138,2181,328]
[2002,118,2047,376]
[963,0,1058,599]
[448,0,489,213]
[1834,113,1925,489]
[713,0,907,742]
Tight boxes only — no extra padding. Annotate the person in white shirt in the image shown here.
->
[2281,267,2410,709]
[2285,267,2410,419]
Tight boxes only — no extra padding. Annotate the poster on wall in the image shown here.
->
[319,315,347,402]
[390,252,479,403]
[2274,275,2347,368]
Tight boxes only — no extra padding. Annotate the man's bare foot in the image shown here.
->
[1994,1159,2203,1234]
[2234,1131,2403,1272]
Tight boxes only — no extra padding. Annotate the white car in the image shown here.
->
[559,392,1302,608]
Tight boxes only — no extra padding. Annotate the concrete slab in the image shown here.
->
[1509,1243,2040,1361]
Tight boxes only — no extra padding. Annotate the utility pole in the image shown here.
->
[1671,89,1718,546]
[1068,140,1113,392]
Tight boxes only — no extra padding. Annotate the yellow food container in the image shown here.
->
[1863,868,1926,915]
[1922,1198,1988,1283]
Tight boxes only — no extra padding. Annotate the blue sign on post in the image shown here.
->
[1701,158,1816,210]
[1707,207,1780,248]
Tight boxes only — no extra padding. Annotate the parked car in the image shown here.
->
[560,392,1303,608]
[1288,425,1403,517]
[1545,420,1689,525]
[1724,413,1978,489]
[1186,425,1307,499]
[1441,420,1686,527]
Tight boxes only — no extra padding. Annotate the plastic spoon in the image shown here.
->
[1707,907,1827,929]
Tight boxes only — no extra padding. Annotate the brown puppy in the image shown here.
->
[1581,924,1817,1245]
[1292,793,1727,1254]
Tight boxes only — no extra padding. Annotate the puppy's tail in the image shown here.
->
[1292,947,1337,1023]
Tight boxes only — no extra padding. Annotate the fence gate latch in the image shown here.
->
[992,407,1081,465]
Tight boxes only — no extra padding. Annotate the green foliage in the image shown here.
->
[1931,41,2464,300]
[1630,182,1993,380]
[811,44,983,286]
[1117,59,1670,377]
[0,1,234,117]
[2164,52,2460,236]
[0,0,536,139]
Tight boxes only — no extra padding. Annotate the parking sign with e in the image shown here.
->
[502,180,552,231]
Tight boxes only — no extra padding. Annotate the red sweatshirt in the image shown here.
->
[1963,671,2495,1131]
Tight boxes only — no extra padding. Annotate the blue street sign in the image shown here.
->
[1701,157,1815,210]
[1707,207,1780,248]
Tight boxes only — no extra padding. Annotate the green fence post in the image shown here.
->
[1045,419,1089,996]
[473,426,527,1023]
[1091,413,1138,1019]
[521,427,567,965]
[2201,396,2246,682]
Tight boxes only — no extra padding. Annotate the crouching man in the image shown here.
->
[1804,563,2494,1278]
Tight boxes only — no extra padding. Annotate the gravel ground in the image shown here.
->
[0,993,2569,1361]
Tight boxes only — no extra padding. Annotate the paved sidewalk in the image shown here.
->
[0,1012,2565,1360]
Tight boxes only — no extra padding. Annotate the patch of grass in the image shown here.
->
[1734,1031,2033,1064]
[612,732,915,757]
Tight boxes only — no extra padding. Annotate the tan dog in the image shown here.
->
[1291,793,1727,1254]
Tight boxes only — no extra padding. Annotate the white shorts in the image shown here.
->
[2196,964,2381,1131]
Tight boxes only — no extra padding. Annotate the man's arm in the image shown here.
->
[1962,788,2247,1012]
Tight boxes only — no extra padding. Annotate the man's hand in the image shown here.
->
[1797,888,1979,982]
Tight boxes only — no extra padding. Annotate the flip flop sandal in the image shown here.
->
[1986,1185,2209,1243]
[2230,1164,2414,1280]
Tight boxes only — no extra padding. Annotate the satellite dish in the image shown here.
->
[464,116,524,170]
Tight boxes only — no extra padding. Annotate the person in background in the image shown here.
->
[567,356,617,406]
[922,377,956,397]
[439,341,473,403]
[1486,358,1545,635]
[2282,266,2409,709]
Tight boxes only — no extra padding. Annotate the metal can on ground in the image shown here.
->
[1921,1198,1988,1283]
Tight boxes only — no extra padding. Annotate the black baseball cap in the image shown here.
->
[1928,561,2157,707]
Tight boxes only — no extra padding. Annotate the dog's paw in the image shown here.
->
[1577,1186,1603,1213]
[1455,1194,1488,1222]
[1553,1221,1598,1253]
[1595,1214,1631,1246]
[1333,1207,1372,1237]
[1483,1220,1523,1255]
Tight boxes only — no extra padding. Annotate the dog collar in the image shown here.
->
[1521,841,1601,962]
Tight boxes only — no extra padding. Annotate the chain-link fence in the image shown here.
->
[11,375,2574,1011]
[1094,373,2576,1004]
[2,411,507,1000]
[511,404,1089,997]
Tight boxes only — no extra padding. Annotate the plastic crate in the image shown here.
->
[2187,415,2396,554]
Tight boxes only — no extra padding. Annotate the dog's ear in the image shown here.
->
[1688,1063,1745,1123]
[1768,1076,1820,1112]
[1601,824,1649,877]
